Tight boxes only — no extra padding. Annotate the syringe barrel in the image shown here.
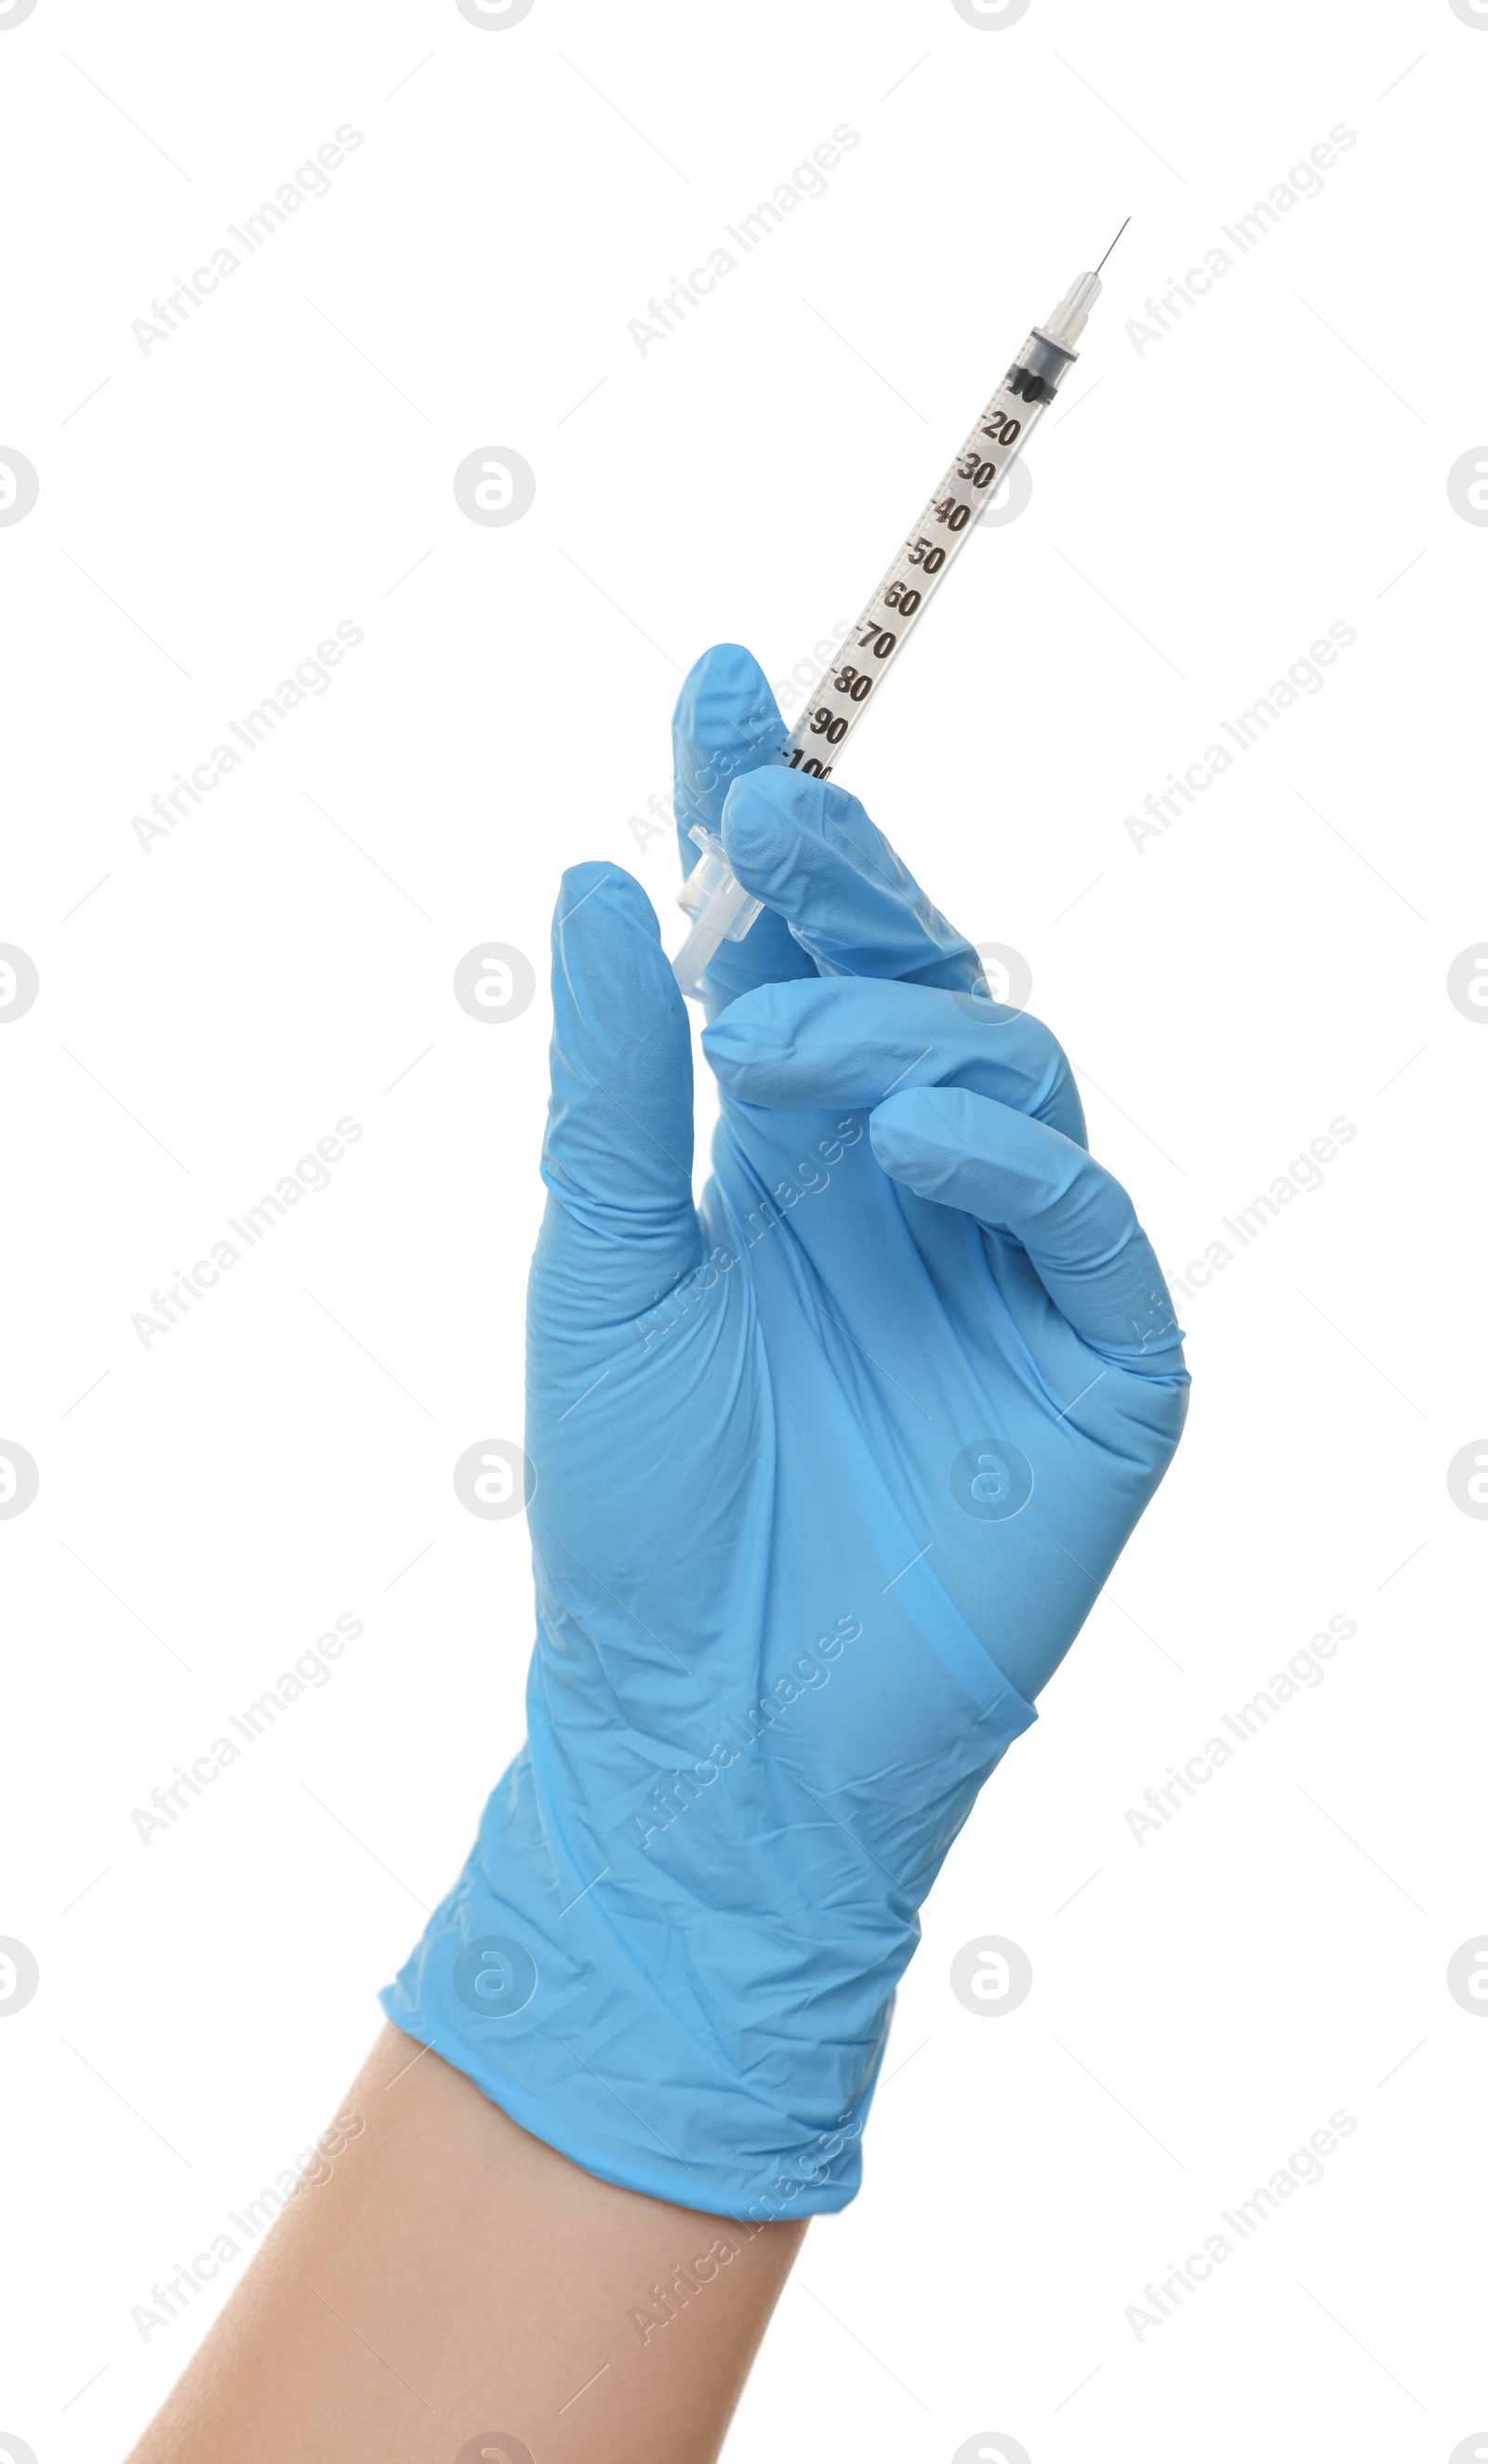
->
[774,288,1094,788]
[670,266,1103,997]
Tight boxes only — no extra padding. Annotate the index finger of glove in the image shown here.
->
[721,763,985,993]
[671,643,817,1010]
[702,976,1086,1146]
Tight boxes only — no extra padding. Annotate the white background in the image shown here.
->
[3,1,1485,2457]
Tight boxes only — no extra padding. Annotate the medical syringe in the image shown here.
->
[672,236,1124,998]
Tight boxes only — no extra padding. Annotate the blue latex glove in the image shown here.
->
[381,643,1189,2222]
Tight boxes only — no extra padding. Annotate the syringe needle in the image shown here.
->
[1093,216,1132,277]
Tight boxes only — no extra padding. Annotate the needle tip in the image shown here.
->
[1094,216,1132,277]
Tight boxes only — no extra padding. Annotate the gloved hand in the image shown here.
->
[381,643,1189,2222]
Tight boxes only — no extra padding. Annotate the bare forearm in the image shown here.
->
[125,2023,805,2464]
